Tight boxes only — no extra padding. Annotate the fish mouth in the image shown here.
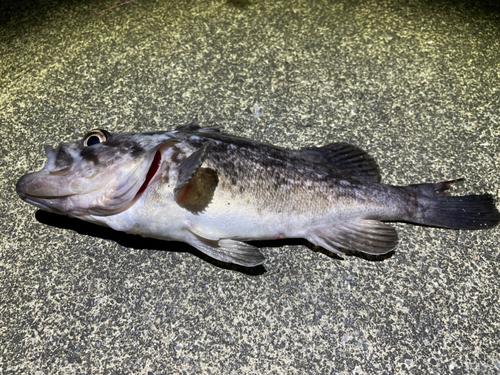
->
[16,149,162,216]
[16,141,167,216]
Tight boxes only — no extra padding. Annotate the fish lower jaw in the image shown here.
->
[19,195,67,216]
[20,196,53,212]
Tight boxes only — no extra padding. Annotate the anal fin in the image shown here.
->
[310,219,399,256]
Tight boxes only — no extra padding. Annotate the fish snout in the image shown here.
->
[16,172,35,200]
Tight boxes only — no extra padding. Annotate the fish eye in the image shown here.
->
[83,129,110,147]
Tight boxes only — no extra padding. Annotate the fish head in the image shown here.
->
[16,129,170,217]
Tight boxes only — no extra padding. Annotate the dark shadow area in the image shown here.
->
[2,0,499,29]
[310,242,394,262]
[1,0,87,26]
[0,0,140,30]
[35,210,267,275]
[35,210,393,274]
[226,0,254,9]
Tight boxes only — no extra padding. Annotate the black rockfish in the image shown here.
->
[16,125,500,266]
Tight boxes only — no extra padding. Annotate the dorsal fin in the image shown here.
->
[300,143,381,183]
[175,123,223,133]
[174,142,218,213]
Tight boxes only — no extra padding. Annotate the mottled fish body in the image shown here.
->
[17,125,500,266]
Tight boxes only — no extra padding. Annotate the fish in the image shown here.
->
[16,124,500,267]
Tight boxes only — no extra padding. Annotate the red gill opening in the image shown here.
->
[136,149,161,198]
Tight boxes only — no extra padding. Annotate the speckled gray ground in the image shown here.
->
[1,0,500,373]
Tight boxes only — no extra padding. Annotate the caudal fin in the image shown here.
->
[407,180,500,229]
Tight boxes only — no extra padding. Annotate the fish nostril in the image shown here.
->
[44,145,57,165]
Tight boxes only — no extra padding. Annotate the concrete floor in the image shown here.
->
[1,0,500,373]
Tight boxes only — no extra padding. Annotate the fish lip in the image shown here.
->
[16,176,72,214]
[17,193,58,213]
[16,170,74,199]
[23,197,51,211]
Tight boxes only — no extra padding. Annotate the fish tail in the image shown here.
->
[406,180,500,229]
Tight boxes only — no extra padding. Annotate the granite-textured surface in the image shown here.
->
[1,0,500,373]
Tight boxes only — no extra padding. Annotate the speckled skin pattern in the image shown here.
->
[1,0,500,373]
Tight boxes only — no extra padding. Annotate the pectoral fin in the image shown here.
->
[188,232,265,267]
[174,142,211,194]
[174,142,218,213]
[309,218,398,255]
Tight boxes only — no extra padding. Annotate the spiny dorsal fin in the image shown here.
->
[300,143,381,183]
[175,123,223,133]
[310,219,398,255]
[174,142,218,213]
